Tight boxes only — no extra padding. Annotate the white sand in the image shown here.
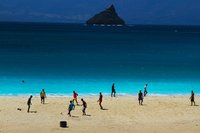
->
[0,95,200,133]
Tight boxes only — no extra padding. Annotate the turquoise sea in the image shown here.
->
[0,22,200,96]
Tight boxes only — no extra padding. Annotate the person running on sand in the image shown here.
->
[27,95,32,113]
[190,90,196,106]
[40,89,46,104]
[81,98,87,115]
[73,91,79,105]
[68,100,75,117]
[138,90,143,105]
[97,92,103,109]
[111,83,116,97]
[144,84,148,97]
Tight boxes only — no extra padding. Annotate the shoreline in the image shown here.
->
[0,93,197,97]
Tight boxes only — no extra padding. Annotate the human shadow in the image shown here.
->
[189,104,199,106]
[101,108,109,110]
[71,115,79,118]
[84,114,91,116]
[29,111,37,113]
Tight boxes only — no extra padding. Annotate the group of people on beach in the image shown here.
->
[138,84,148,105]
[26,83,197,115]
[27,89,46,113]
[27,83,149,114]
[67,91,87,116]
[68,83,116,113]
[67,91,103,116]
[67,83,149,116]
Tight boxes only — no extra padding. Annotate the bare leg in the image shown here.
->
[27,105,30,113]
[99,102,103,109]
[82,108,86,115]
[76,99,79,105]
[139,100,143,105]
[68,110,71,117]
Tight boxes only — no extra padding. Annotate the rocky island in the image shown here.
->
[86,5,125,25]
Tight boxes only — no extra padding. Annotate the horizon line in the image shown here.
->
[0,20,200,27]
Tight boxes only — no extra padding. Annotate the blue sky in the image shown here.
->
[0,0,199,25]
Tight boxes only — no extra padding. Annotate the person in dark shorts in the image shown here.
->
[27,95,32,113]
[81,98,87,115]
[111,83,116,97]
[40,89,46,104]
[68,100,75,117]
[138,90,143,105]
[144,84,148,97]
[97,92,103,109]
[190,90,196,106]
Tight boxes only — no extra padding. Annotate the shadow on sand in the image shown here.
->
[85,114,91,116]
[101,108,109,110]
[71,115,79,118]
[29,111,37,113]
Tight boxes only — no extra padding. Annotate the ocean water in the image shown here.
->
[0,22,200,96]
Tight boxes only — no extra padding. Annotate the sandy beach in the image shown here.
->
[0,95,200,133]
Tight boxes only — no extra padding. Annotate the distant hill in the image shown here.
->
[86,5,125,25]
